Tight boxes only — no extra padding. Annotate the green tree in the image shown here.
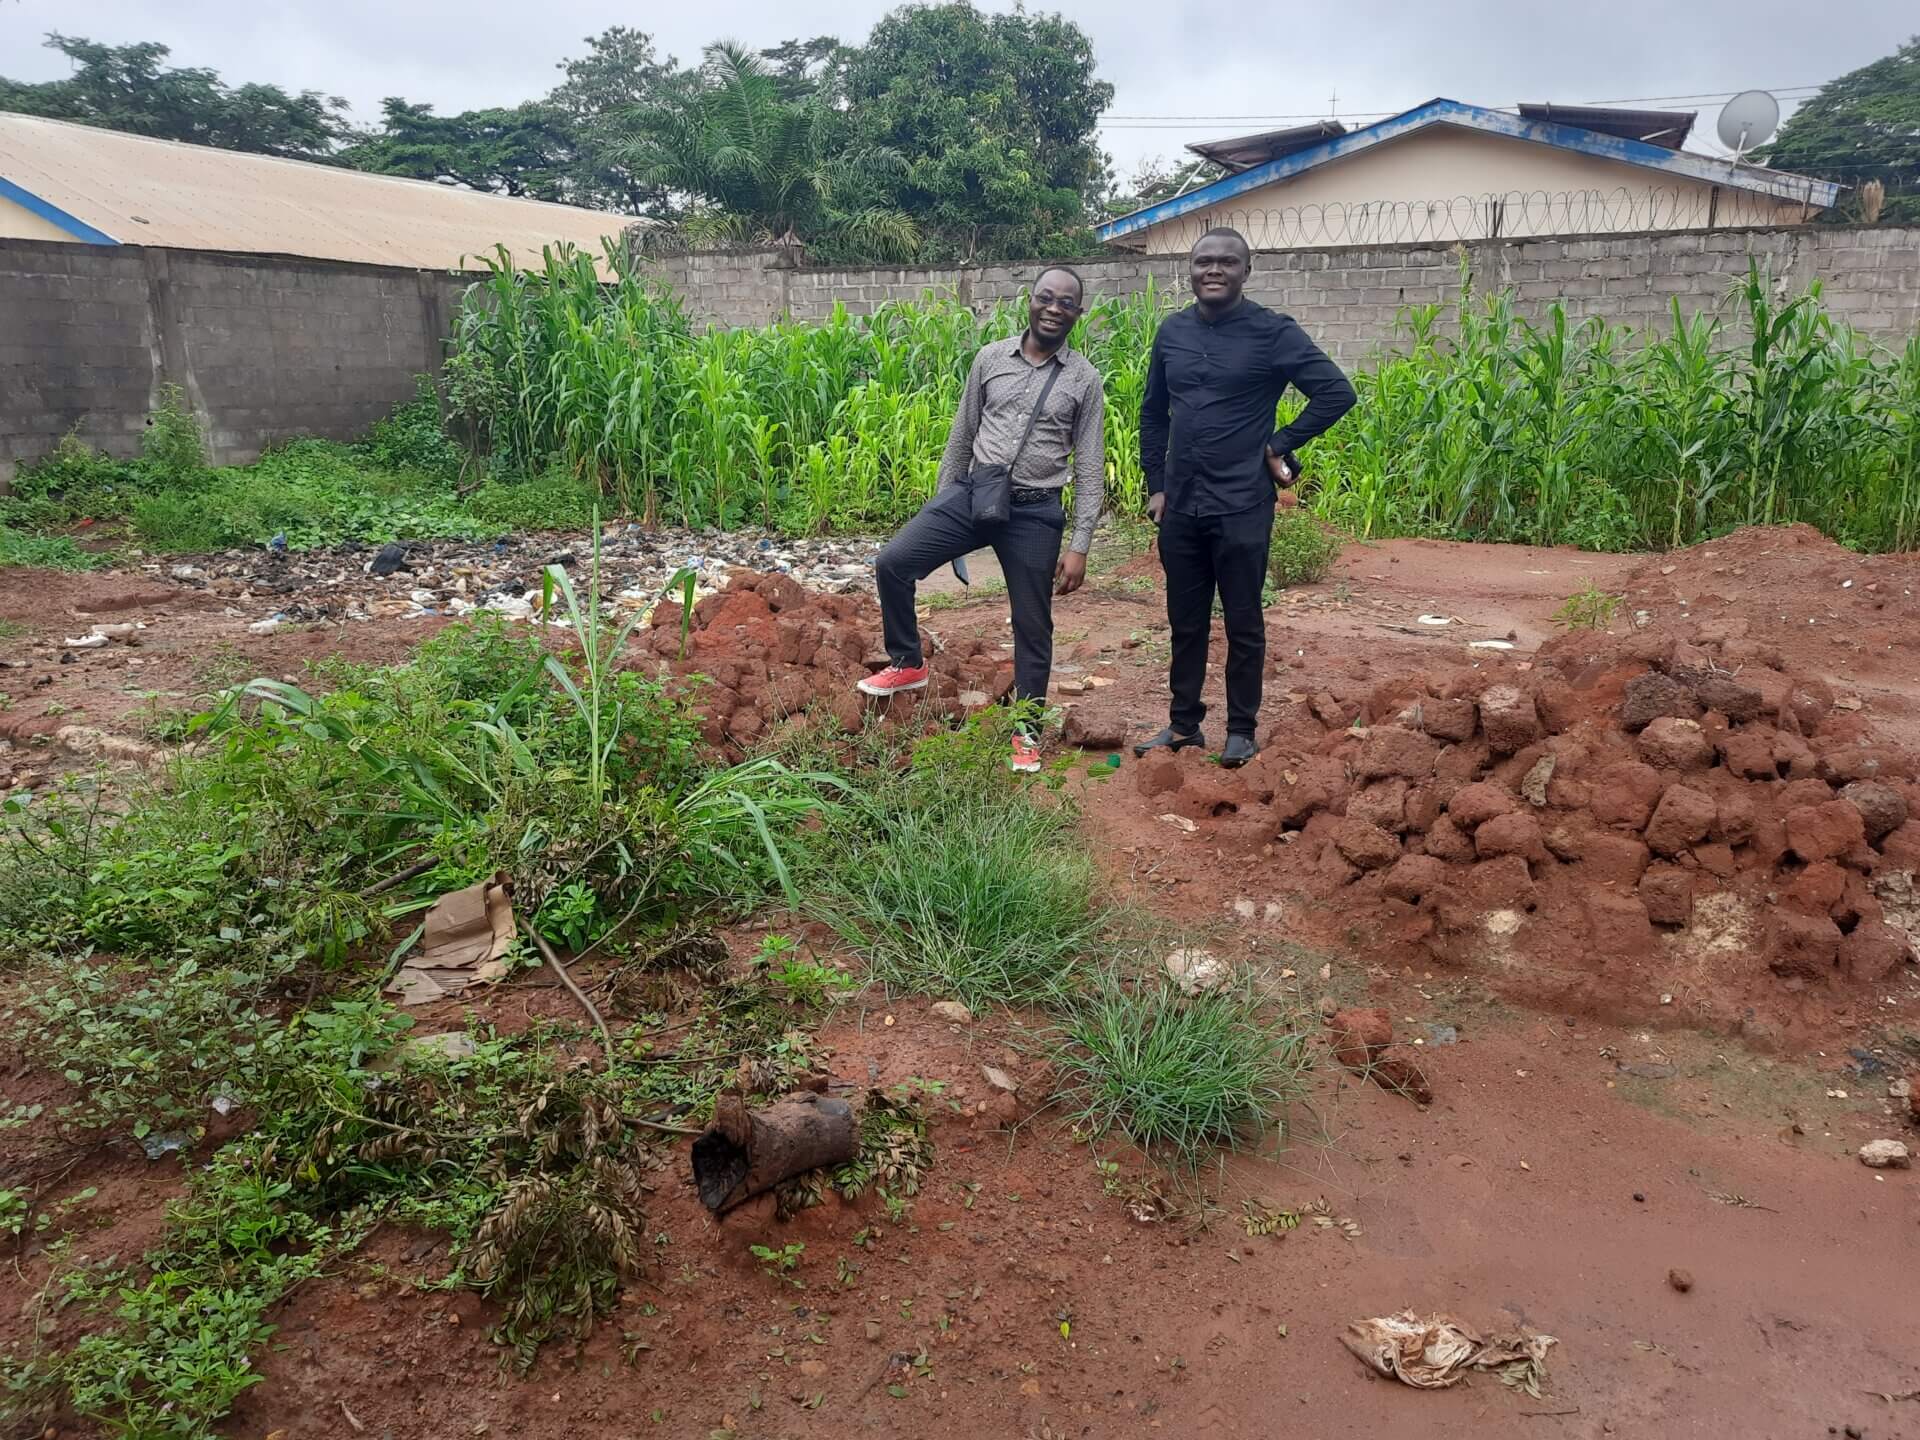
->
[0,32,348,159]
[835,3,1116,260]
[621,43,919,260]
[1762,35,1920,223]
[544,27,689,213]
[339,99,579,199]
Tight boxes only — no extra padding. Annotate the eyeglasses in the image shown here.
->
[1033,290,1082,315]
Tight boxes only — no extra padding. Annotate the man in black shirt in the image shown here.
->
[1134,227,1356,768]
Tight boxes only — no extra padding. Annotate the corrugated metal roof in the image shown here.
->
[1516,104,1695,151]
[0,113,640,271]
[1186,121,1349,174]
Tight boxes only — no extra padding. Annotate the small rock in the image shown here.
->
[981,1065,1018,1093]
[1519,754,1556,808]
[1231,898,1257,920]
[1478,685,1540,754]
[1165,947,1227,995]
[1328,1006,1393,1069]
[929,1000,973,1025]
[1890,1078,1912,1100]
[865,1320,883,1342]
[1858,1139,1911,1169]
[1667,1268,1693,1293]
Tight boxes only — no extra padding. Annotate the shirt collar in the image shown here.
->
[1009,330,1070,364]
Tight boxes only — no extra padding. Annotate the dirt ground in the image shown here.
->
[3,526,1918,1439]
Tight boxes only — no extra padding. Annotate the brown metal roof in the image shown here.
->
[1185,120,1349,174]
[0,113,641,270]
[1515,104,1696,150]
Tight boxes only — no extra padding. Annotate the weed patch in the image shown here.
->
[1268,509,1343,588]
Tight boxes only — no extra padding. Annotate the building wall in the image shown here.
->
[0,195,75,244]
[1,239,471,483]
[4,226,1916,485]
[1115,128,1816,253]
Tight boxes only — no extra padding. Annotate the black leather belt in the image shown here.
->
[1010,485,1056,505]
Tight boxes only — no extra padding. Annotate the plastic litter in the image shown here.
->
[1343,1310,1557,1390]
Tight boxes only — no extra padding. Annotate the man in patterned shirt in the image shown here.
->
[859,266,1105,773]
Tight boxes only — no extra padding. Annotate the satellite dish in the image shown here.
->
[1717,89,1780,158]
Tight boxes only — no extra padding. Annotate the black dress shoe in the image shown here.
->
[1133,725,1205,758]
[1220,733,1259,768]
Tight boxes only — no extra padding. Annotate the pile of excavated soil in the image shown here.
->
[1133,608,1918,1037]
[633,569,1009,750]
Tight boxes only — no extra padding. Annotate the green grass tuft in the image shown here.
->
[1047,969,1313,1165]
[819,789,1099,1010]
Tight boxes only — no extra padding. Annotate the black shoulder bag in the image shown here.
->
[968,363,1060,526]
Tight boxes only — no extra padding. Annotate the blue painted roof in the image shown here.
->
[1097,97,1839,244]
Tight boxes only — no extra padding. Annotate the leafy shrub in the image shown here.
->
[1048,970,1313,1165]
[359,377,462,475]
[139,385,208,486]
[1268,509,1342,588]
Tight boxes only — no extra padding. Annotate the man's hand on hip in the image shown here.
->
[1146,493,1166,524]
[1055,550,1087,595]
[1265,447,1298,486]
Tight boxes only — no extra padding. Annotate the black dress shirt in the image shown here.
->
[1140,298,1357,516]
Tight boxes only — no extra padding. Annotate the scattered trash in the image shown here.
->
[1858,1139,1911,1169]
[1164,947,1227,995]
[1467,639,1514,651]
[138,1130,193,1160]
[1416,615,1452,627]
[692,1092,857,1214]
[385,873,516,1005]
[88,622,139,643]
[210,1094,236,1117]
[1424,1024,1458,1046]
[247,615,285,636]
[369,542,411,577]
[62,633,109,650]
[1342,1311,1557,1391]
[392,1031,479,1064]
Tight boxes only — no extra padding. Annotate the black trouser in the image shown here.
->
[1159,500,1273,738]
[874,484,1065,704]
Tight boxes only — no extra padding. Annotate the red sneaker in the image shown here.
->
[857,663,929,697]
[1009,732,1042,773]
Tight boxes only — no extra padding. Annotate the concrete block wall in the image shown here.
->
[1,239,472,483]
[656,226,1920,364]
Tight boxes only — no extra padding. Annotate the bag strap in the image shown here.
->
[1007,361,1062,479]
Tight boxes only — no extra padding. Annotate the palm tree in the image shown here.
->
[622,43,920,262]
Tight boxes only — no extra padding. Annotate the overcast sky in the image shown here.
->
[2,0,1911,177]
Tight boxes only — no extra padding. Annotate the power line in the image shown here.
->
[1098,85,1824,126]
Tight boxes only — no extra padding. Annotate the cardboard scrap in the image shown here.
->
[386,874,516,1006]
